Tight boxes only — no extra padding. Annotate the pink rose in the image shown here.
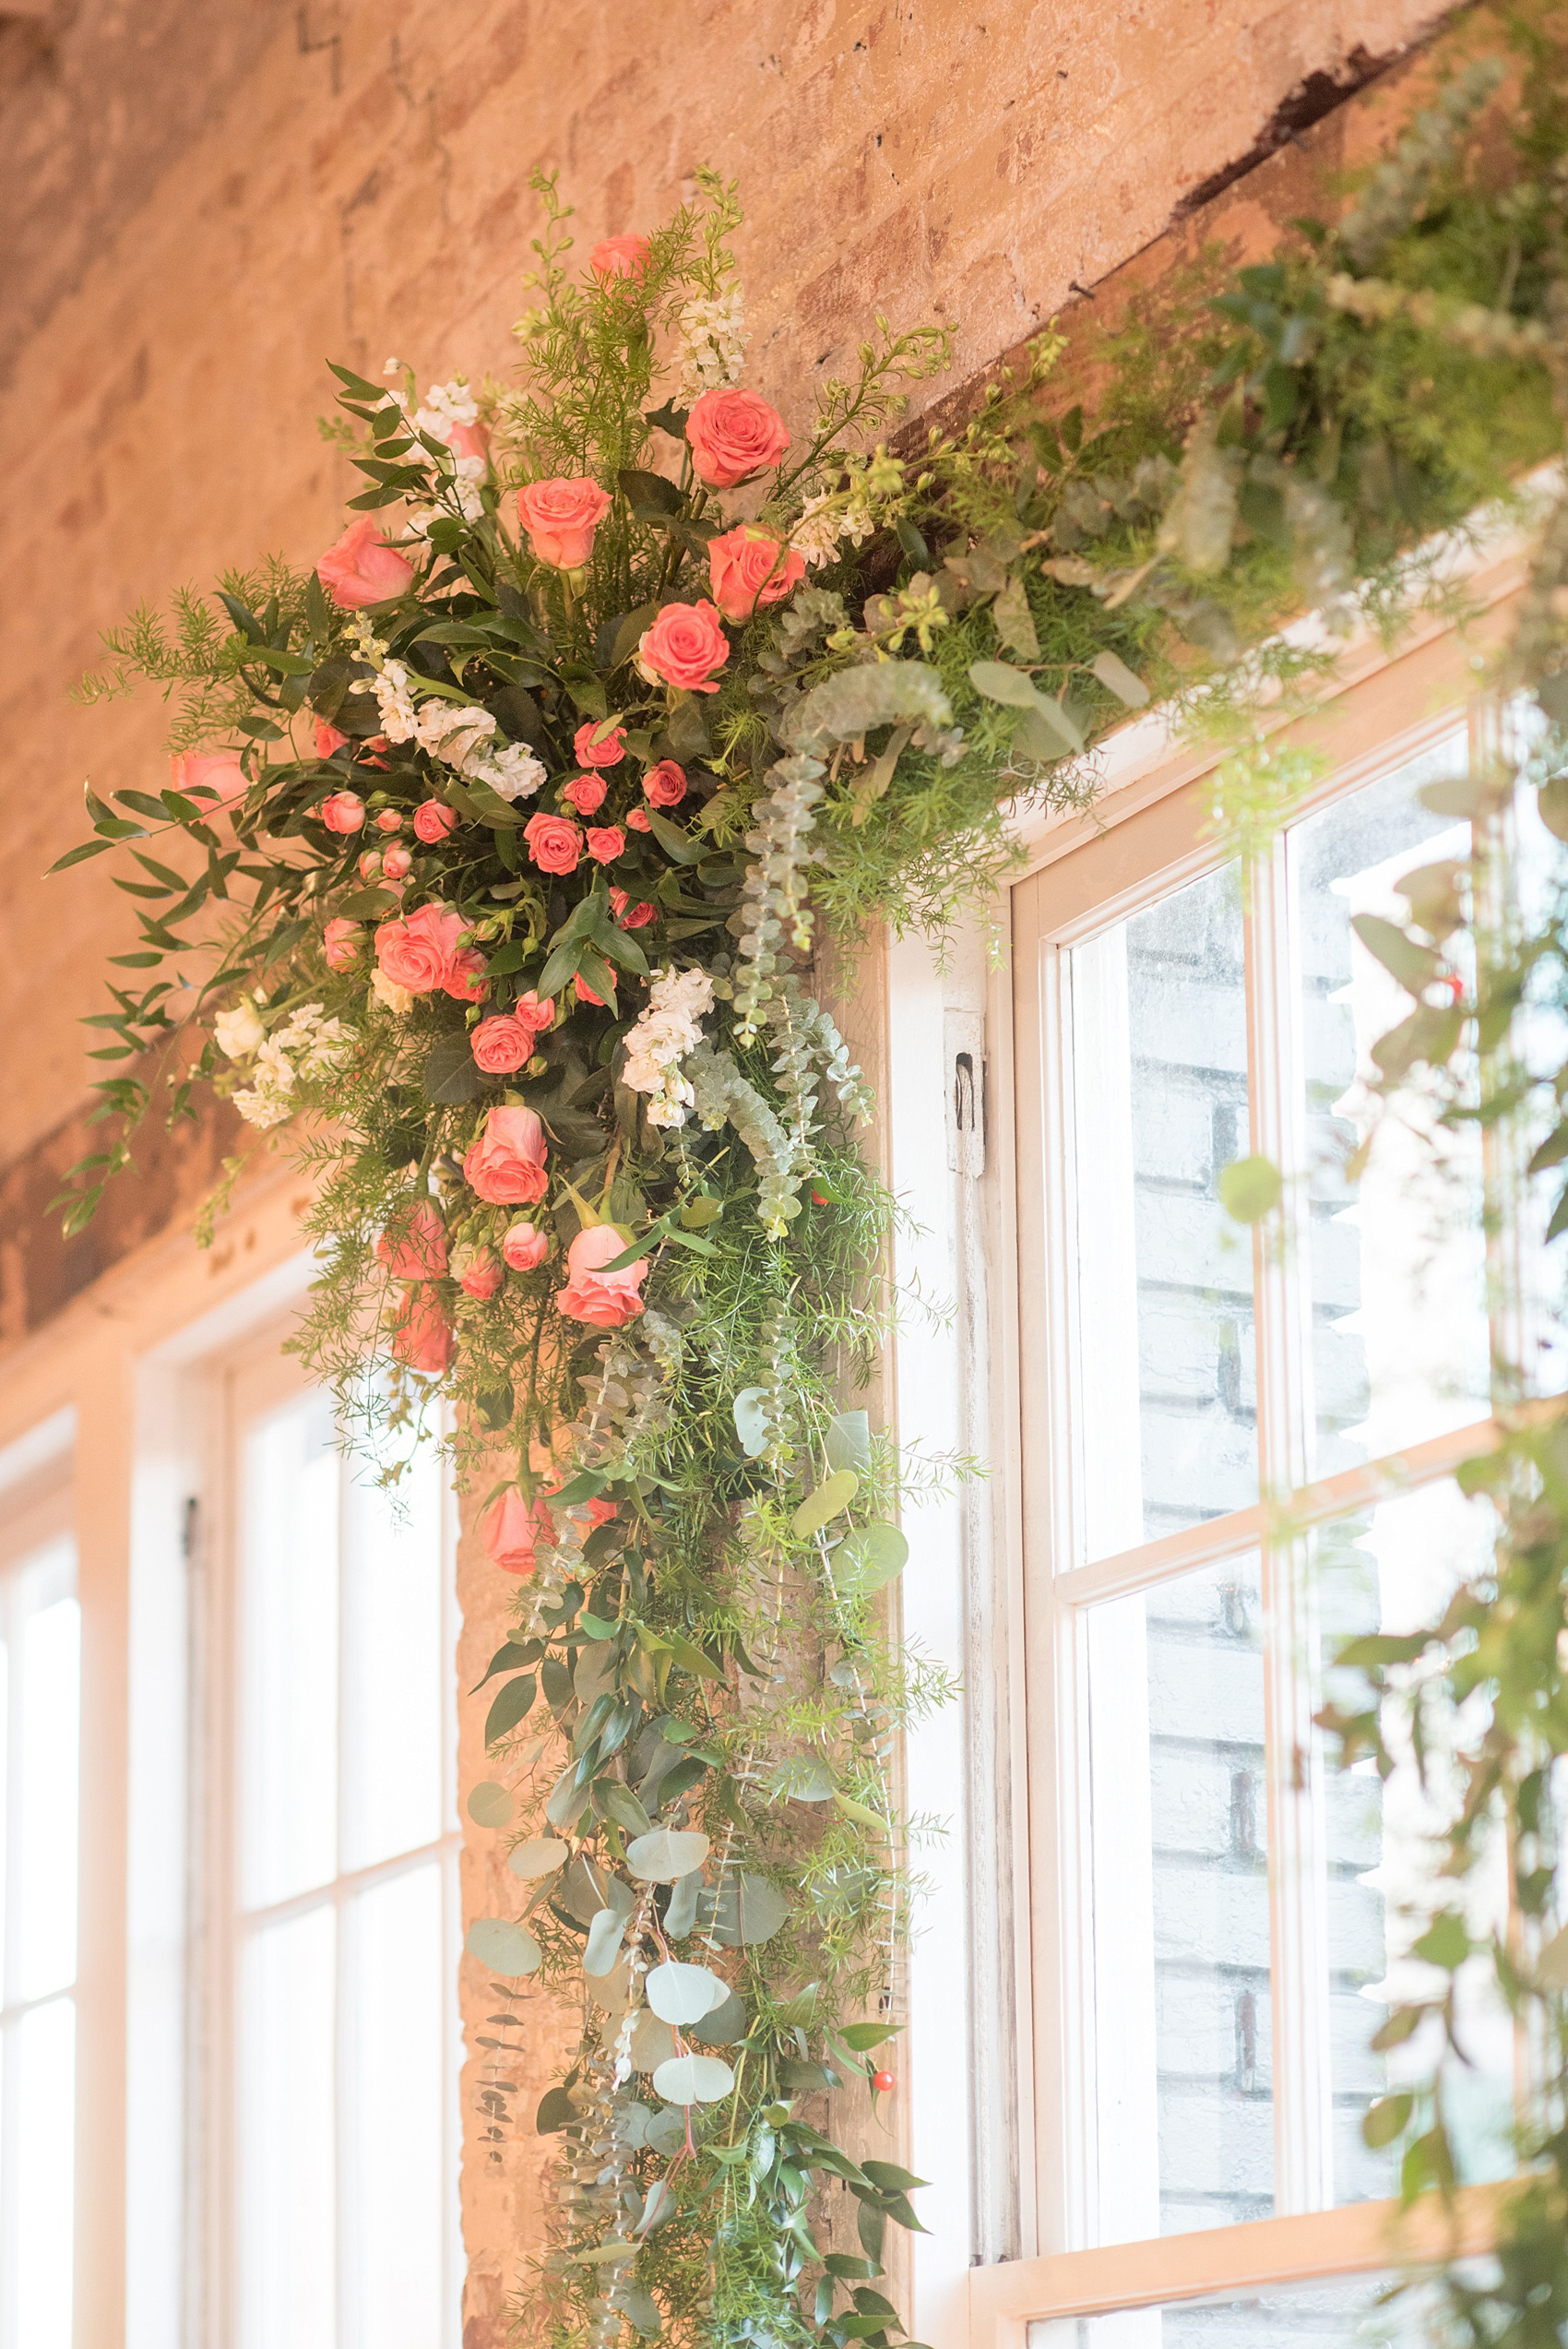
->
[480,1486,554,1576]
[171,750,248,810]
[390,1283,455,1374]
[708,525,806,623]
[446,947,488,1003]
[453,1244,504,1301]
[588,233,651,281]
[517,990,555,1031]
[575,975,608,1008]
[581,1496,620,1529]
[374,900,477,996]
[322,790,366,834]
[642,759,687,809]
[562,774,607,815]
[516,477,612,570]
[382,845,412,881]
[374,1198,449,1281]
[638,601,730,695]
[316,515,416,609]
[523,812,582,875]
[574,721,626,769]
[556,1222,647,1328]
[323,916,363,971]
[375,809,403,832]
[413,799,457,843]
[445,418,491,465]
[358,850,384,882]
[685,388,790,489]
[626,806,651,832]
[502,1220,551,1271]
[471,1013,536,1074]
[586,826,624,864]
[609,888,655,929]
[464,1105,549,1205]
[315,720,349,758]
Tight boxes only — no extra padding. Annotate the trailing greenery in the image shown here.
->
[53,18,1568,2341]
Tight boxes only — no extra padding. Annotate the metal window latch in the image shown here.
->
[945,1012,986,1178]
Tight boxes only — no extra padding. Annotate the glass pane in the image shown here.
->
[1087,1556,1272,2240]
[238,1905,336,2349]
[1072,863,1256,1555]
[340,1441,445,1872]
[240,1392,340,1909]
[1029,2265,1470,2348]
[1316,1483,1516,2203]
[1289,740,1490,1473]
[13,1994,76,2349]
[17,1584,79,2001]
[344,1865,449,2345]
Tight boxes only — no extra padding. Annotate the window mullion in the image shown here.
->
[1244,835,1335,2216]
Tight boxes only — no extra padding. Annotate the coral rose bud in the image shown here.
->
[562,774,607,815]
[375,808,403,832]
[315,720,350,758]
[453,1244,504,1301]
[555,1222,647,1328]
[381,845,413,881]
[358,850,384,882]
[586,826,624,864]
[374,1198,449,1281]
[642,759,687,808]
[516,476,612,570]
[517,989,555,1031]
[502,1220,550,1271]
[323,916,363,972]
[574,721,626,769]
[470,1012,535,1075]
[171,749,249,810]
[588,233,651,281]
[685,388,790,489]
[390,1283,455,1374]
[480,1486,553,1575]
[315,515,416,609]
[707,524,806,623]
[637,601,730,695]
[322,790,367,833]
[463,1104,549,1205]
[523,812,582,875]
[626,806,651,831]
[413,799,457,843]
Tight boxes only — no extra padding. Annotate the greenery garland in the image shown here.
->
[53,17,1568,2340]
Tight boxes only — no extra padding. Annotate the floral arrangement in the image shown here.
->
[56,25,1568,2341]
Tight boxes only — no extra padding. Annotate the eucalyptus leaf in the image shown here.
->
[651,2052,735,2107]
[663,1866,703,1939]
[628,2009,679,2074]
[466,1918,542,1977]
[830,1521,909,1592]
[584,1904,630,1975]
[690,1987,747,2045]
[643,2105,688,2155]
[825,1410,871,1473]
[731,1386,771,1458]
[626,1827,711,1882]
[785,660,951,754]
[791,1468,859,1538]
[467,1780,515,1830]
[509,1835,570,1878]
[1090,649,1150,707]
[646,1960,728,2024]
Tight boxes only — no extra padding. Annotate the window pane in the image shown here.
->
[344,1864,448,2346]
[1316,1483,1516,2203]
[1290,742,1490,1473]
[1072,864,1256,1557]
[238,1905,336,2349]
[340,1442,445,1872]
[240,1394,339,1909]
[13,1995,75,2349]
[1087,1556,1272,2240]
[16,1589,79,2002]
[1029,2266,1463,2347]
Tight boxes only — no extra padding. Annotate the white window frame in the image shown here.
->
[885,510,1546,2349]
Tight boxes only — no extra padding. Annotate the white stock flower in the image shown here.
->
[214,999,267,1058]
[471,741,546,803]
[621,967,716,1128]
[414,376,480,437]
[674,288,748,403]
[415,700,496,765]
[791,495,844,570]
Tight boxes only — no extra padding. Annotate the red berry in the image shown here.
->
[872,2069,895,2093]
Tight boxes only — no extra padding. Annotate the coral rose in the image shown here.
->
[374,1198,449,1281]
[445,418,491,465]
[638,601,730,695]
[685,388,790,489]
[502,1220,550,1271]
[556,1222,647,1328]
[480,1486,554,1575]
[381,845,412,881]
[574,721,626,769]
[374,900,479,996]
[516,477,612,569]
[315,720,349,758]
[413,799,457,843]
[464,1105,549,1205]
[445,947,488,1003]
[323,916,363,971]
[586,826,624,864]
[321,790,367,834]
[517,989,555,1031]
[171,750,248,810]
[626,806,651,832]
[708,525,805,623]
[390,1283,454,1374]
[470,1013,535,1075]
[575,976,608,1008]
[609,888,655,929]
[523,812,582,875]
[375,809,402,833]
[453,1244,504,1301]
[316,515,415,609]
[588,233,651,281]
[641,759,687,808]
[562,774,607,815]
